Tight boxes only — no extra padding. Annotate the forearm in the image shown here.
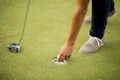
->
[66,0,89,45]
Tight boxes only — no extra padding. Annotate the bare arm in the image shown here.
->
[58,0,90,61]
[67,0,89,45]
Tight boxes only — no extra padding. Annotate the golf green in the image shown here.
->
[0,0,120,80]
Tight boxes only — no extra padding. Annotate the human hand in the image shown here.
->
[57,42,74,62]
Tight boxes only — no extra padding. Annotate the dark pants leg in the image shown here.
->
[109,0,115,12]
[89,0,112,39]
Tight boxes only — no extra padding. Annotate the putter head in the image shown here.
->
[8,43,21,53]
[52,55,67,64]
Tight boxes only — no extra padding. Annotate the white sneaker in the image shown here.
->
[79,36,104,54]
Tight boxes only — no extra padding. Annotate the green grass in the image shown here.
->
[0,0,120,80]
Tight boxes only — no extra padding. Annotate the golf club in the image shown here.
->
[8,0,30,53]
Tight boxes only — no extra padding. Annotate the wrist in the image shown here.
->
[65,40,75,46]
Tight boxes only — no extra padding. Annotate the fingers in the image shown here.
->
[58,54,71,62]
[58,54,64,62]
[65,55,71,60]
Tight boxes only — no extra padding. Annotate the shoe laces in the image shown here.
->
[88,37,102,47]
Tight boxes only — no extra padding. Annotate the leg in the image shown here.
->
[84,0,115,23]
[109,0,115,12]
[109,0,115,16]
[80,0,111,53]
[90,0,111,39]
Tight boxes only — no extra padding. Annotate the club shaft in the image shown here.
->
[18,0,30,44]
